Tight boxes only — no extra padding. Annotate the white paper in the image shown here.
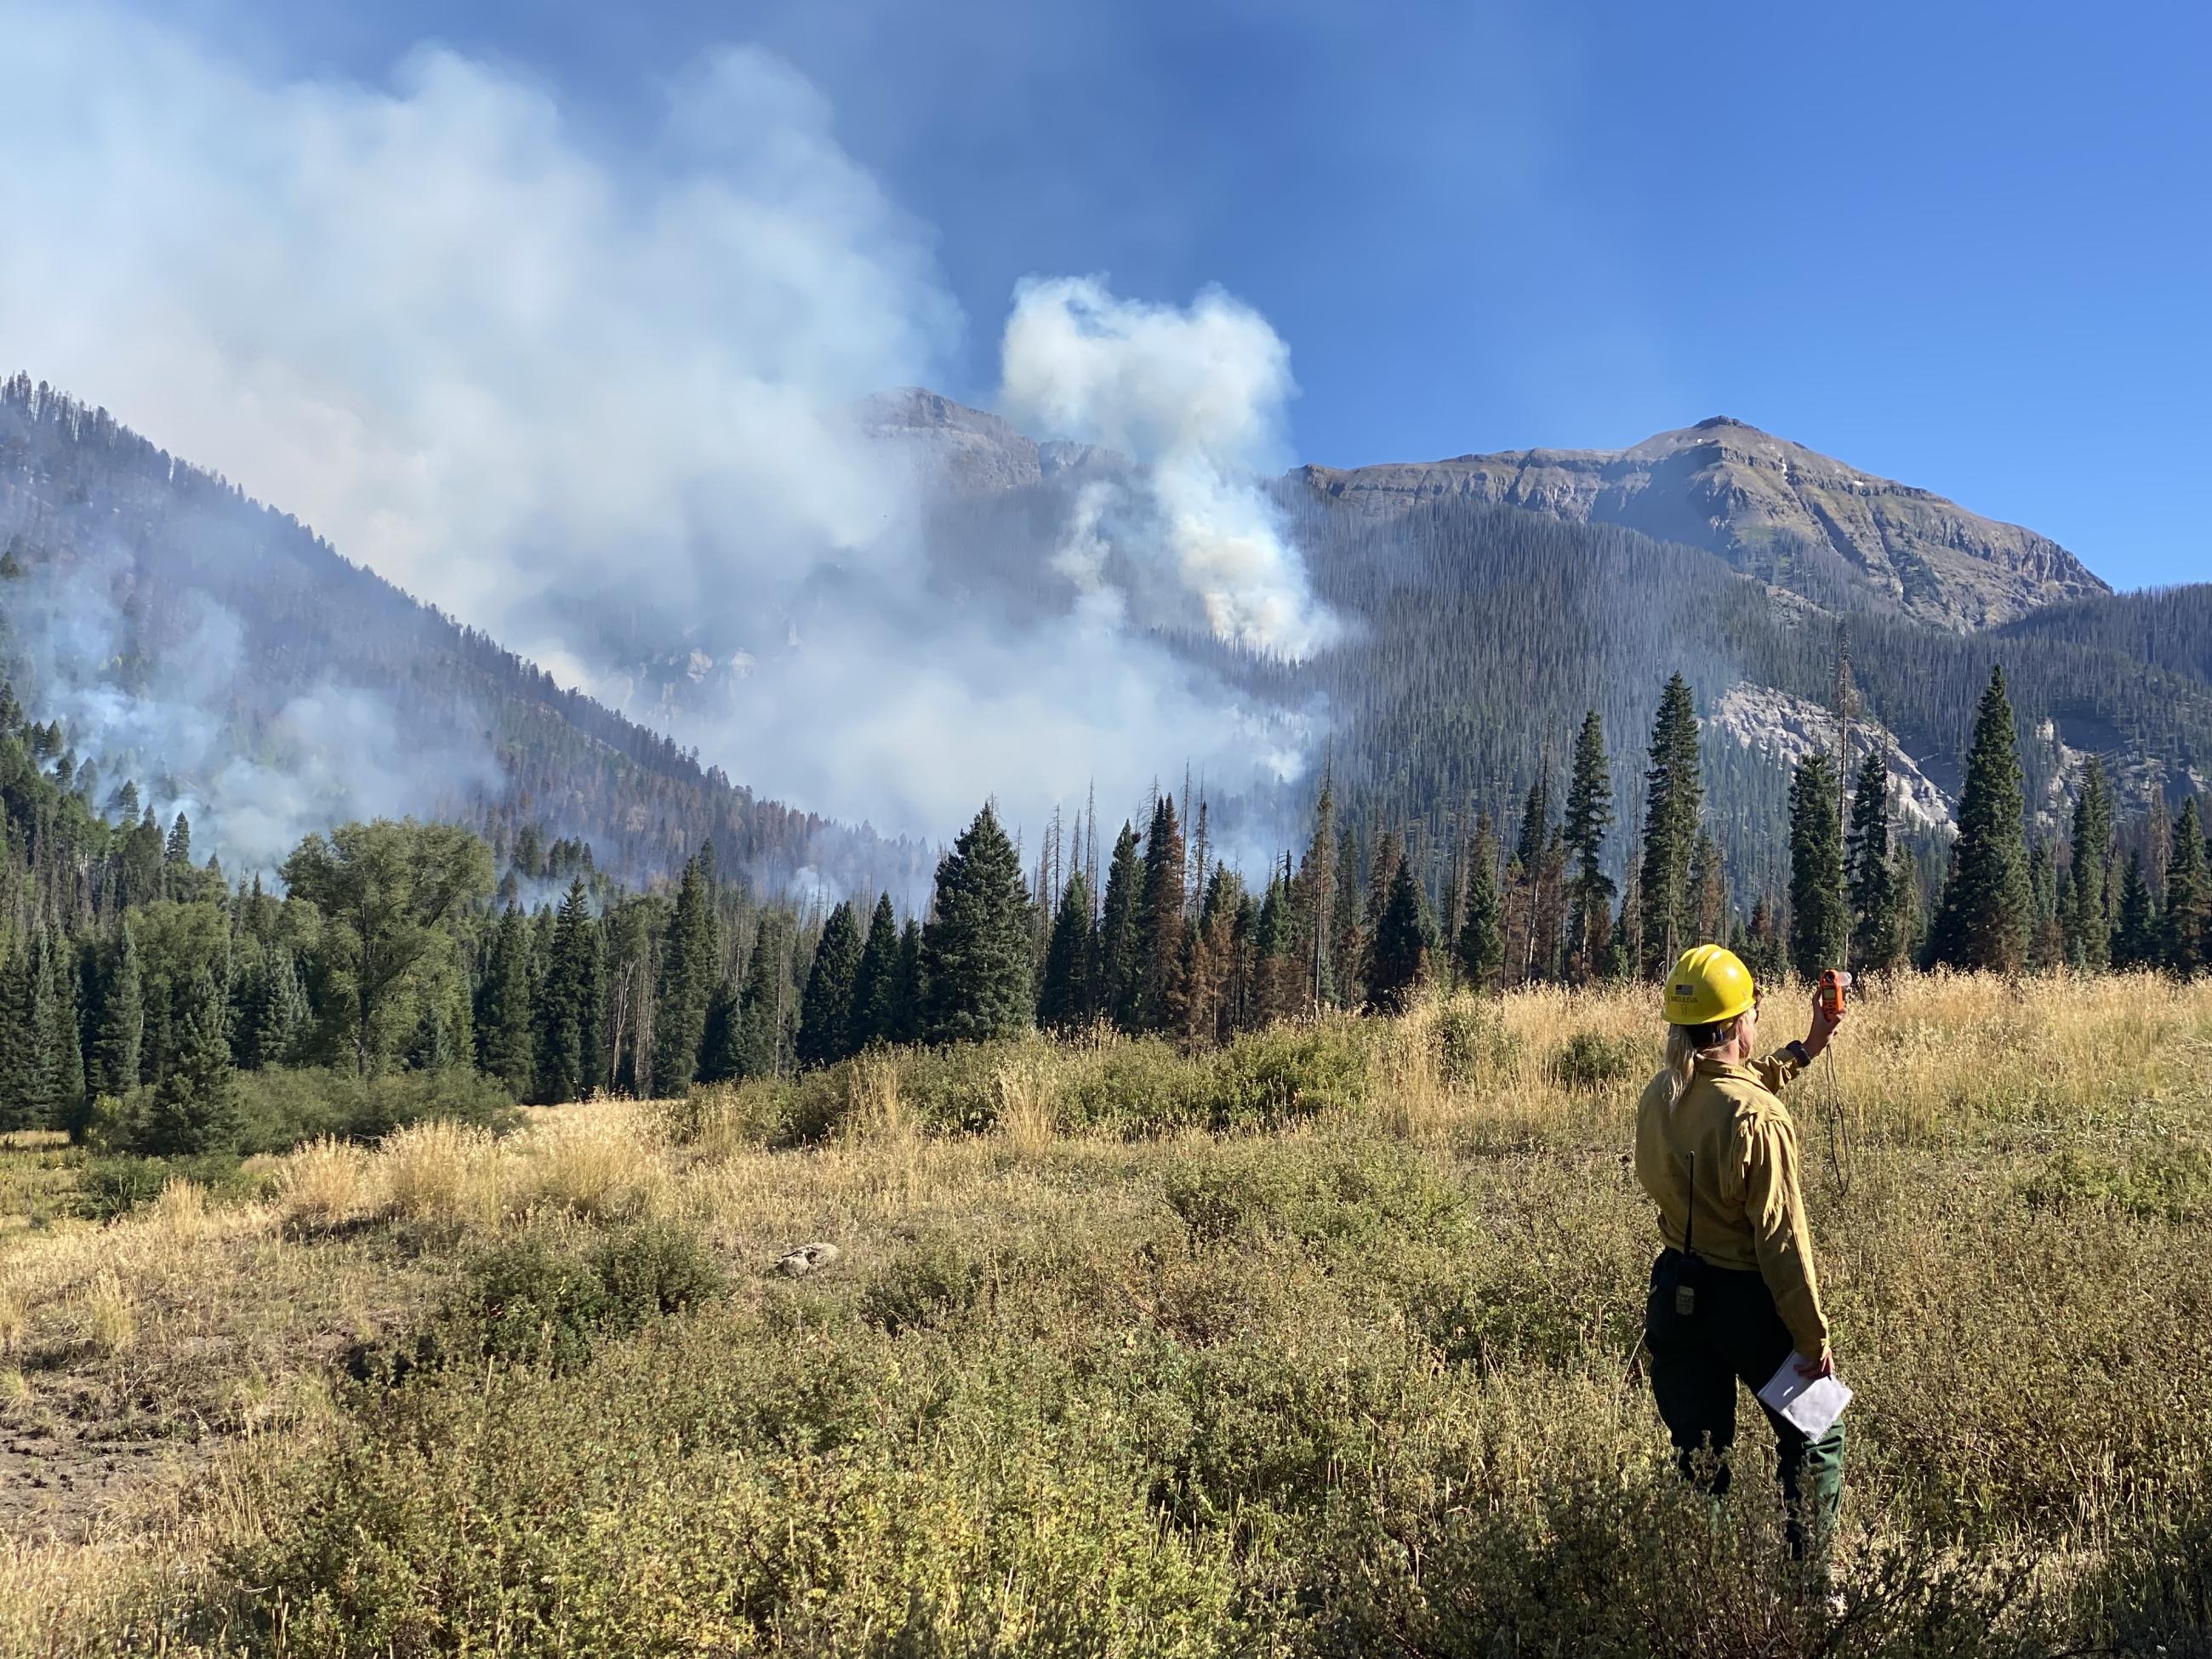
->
[1757,1353,1853,1439]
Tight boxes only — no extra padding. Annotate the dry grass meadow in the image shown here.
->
[3,972,2210,1656]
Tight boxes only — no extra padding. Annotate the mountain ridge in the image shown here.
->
[1297,414,2107,630]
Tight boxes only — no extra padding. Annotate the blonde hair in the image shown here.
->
[1663,1014,1742,1108]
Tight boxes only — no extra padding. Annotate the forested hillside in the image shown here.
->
[1994,583,2212,690]
[0,375,933,899]
[1268,490,2212,904]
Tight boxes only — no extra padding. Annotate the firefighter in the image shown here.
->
[1634,944,1846,1556]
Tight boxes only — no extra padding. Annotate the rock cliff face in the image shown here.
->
[1299,416,2108,630]
[858,387,1044,493]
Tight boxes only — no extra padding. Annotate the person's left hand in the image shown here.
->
[1804,984,1845,1058]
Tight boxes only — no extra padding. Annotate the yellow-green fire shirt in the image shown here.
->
[1633,1047,1828,1358]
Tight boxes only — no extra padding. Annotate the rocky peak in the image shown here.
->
[1302,419,2108,630]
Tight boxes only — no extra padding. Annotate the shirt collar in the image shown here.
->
[1693,1055,1759,1081]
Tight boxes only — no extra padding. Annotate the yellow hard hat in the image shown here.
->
[1662,944,1756,1026]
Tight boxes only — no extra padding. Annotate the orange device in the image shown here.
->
[1818,967,1851,1020]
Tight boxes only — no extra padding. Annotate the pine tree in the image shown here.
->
[2164,797,2210,976]
[2027,836,2065,971]
[1367,855,1437,1013]
[696,977,743,1085]
[847,895,900,1051]
[892,919,925,1044]
[1787,751,1848,981]
[165,811,191,868]
[253,948,307,1071]
[1890,842,1926,966]
[1331,823,1365,1008]
[735,914,795,1078]
[1690,832,1730,947]
[1561,710,1616,982]
[0,949,30,1132]
[1457,818,1503,989]
[2064,757,2116,969]
[474,906,537,1097]
[2114,850,2159,969]
[1639,674,1704,977]
[1926,667,2032,972]
[653,854,718,1094]
[1294,781,1337,1012]
[534,879,602,1103]
[1098,824,1144,1032]
[921,804,1034,1045]
[91,924,145,1103]
[1036,869,1097,1034]
[138,970,237,1155]
[1846,746,1898,972]
[795,900,864,1068]
[1132,795,1188,1034]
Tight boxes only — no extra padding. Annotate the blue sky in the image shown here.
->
[129,0,2212,589]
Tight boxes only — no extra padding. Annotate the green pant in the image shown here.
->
[1643,1251,1845,1557]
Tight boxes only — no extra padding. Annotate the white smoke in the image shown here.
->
[0,4,1329,855]
[1001,276,1338,659]
[3,549,500,874]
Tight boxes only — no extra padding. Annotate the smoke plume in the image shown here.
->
[0,3,1332,858]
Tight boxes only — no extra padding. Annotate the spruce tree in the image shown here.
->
[2114,850,2159,969]
[735,914,794,1077]
[1098,824,1144,1032]
[1367,855,1437,1013]
[534,878,601,1103]
[696,977,743,1085]
[2164,797,2210,976]
[1457,818,1503,989]
[1787,751,1848,981]
[253,948,307,1071]
[1846,746,1898,972]
[891,919,925,1044]
[92,924,145,1102]
[1294,782,1337,1012]
[653,854,717,1094]
[1561,710,1616,981]
[1639,673,1704,977]
[921,804,1034,1045]
[848,894,899,1050]
[1331,823,1365,1008]
[0,949,30,1132]
[1133,795,1188,1034]
[1690,832,1730,947]
[1926,666,2032,972]
[139,970,237,1155]
[475,906,537,1098]
[165,811,191,868]
[795,900,863,1068]
[2064,757,2116,969]
[1036,869,1097,1034]
[2027,836,2064,971]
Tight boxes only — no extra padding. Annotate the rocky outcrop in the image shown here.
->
[858,387,1044,493]
[1707,683,1954,831]
[1299,416,2108,630]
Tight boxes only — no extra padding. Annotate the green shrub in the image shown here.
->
[592,1217,728,1330]
[1547,1030,1645,1093]
[2020,1140,2212,1224]
[895,1044,1013,1135]
[453,1236,610,1372]
[1164,1141,1464,1257]
[858,1234,988,1335]
[1433,999,1519,1085]
[75,1152,264,1221]
[1201,1023,1368,1130]
[229,1066,521,1154]
[1062,1040,1200,1132]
